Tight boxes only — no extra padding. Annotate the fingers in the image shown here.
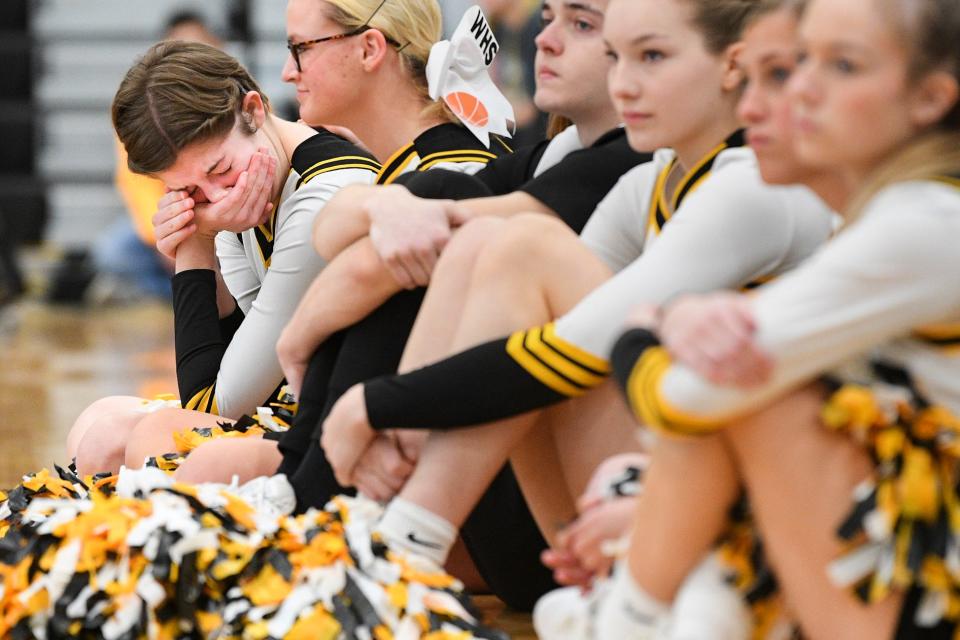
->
[200,149,275,234]
[384,256,417,290]
[153,192,196,258]
[353,466,395,502]
[352,438,414,501]
[241,150,276,226]
[445,202,473,228]
[154,190,190,221]
[541,549,594,588]
[660,293,772,387]
[281,363,305,400]
[156,224,198,260]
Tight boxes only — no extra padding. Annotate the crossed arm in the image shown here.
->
[277,182,553,395]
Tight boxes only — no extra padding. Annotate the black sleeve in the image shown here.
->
[611,328,662,397]
[365,324,610,430]
[172,269,231,410]
[522,141,652,233]
[472,140,549,195]
[364,337,567,431]
[393,168,495,201]
[219,304,245,343]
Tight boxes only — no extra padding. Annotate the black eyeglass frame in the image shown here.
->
[286,0,401,73]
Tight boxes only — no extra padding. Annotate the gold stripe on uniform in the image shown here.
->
[647,159,676,234]
[418,148,497,166]
[253,208,279,268]
[648,132,743,235]
[626,347,726,437]
[933,176,960,190]
[297,156,381,188]
[418,156,495,172]
[914,322,960,353]
[185,384,216,413]
[377,144,418,184]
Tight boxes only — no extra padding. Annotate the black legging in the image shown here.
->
[276,169,558,611]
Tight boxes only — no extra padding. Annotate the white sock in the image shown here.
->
[595,563,670,639]
[375,497,457,566]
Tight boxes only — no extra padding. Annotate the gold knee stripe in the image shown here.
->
[541,323,611,374]
[524,327,608,388]
[626,347,726,437]
[506,332,585,397]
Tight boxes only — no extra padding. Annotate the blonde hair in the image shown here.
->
[321,0,456,122]
[848,0,960,217]
[112,41,270,175]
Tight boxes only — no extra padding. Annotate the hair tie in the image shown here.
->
[426,5,515,147]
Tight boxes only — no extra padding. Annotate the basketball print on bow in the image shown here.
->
[426,6,515,146]
[446,91,490,128]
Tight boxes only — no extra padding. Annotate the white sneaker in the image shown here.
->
[534,579,665,640]
[236,474,297,517]
[664,556,751,640]
[533,585,603,639]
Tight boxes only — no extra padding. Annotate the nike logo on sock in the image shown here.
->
[406,532,444,550]
[622,602,658,626]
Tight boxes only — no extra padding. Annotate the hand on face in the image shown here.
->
[153,190,198,259]
[365,187,472,290]
[193,148,278,238]
[659,292,773,387]
[320,383,377,488]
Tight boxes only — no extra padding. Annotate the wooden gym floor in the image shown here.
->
[0,299,537,639]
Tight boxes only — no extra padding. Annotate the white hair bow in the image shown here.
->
[426,5,516,147]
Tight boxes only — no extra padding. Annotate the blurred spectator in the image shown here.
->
[87,11,223,303]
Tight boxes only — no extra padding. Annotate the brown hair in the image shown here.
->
[878,0,960,127]
[112,40,270,175]
[547,114,573,139]
[321,0,456,123]
[749,0,806,23]
[683,0,763,54]
[848,0,960,217]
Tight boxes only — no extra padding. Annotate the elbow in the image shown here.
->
[312,184,369,262]
[312,214,337,260]
[340,244,386,291]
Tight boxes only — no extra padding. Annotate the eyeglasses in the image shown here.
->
[286,0,401,73]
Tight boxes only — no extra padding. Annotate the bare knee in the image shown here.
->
[472,213,577,280]
[74,411,141,476]
[67,395,143,459]
[442,216,505,264]
[123,407,203,469]
[174,438,280,485]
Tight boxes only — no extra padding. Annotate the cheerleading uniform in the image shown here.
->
[283,125,649,611]
[610,178,960,635]
[360,131,836,433]
[171,130,380,420]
